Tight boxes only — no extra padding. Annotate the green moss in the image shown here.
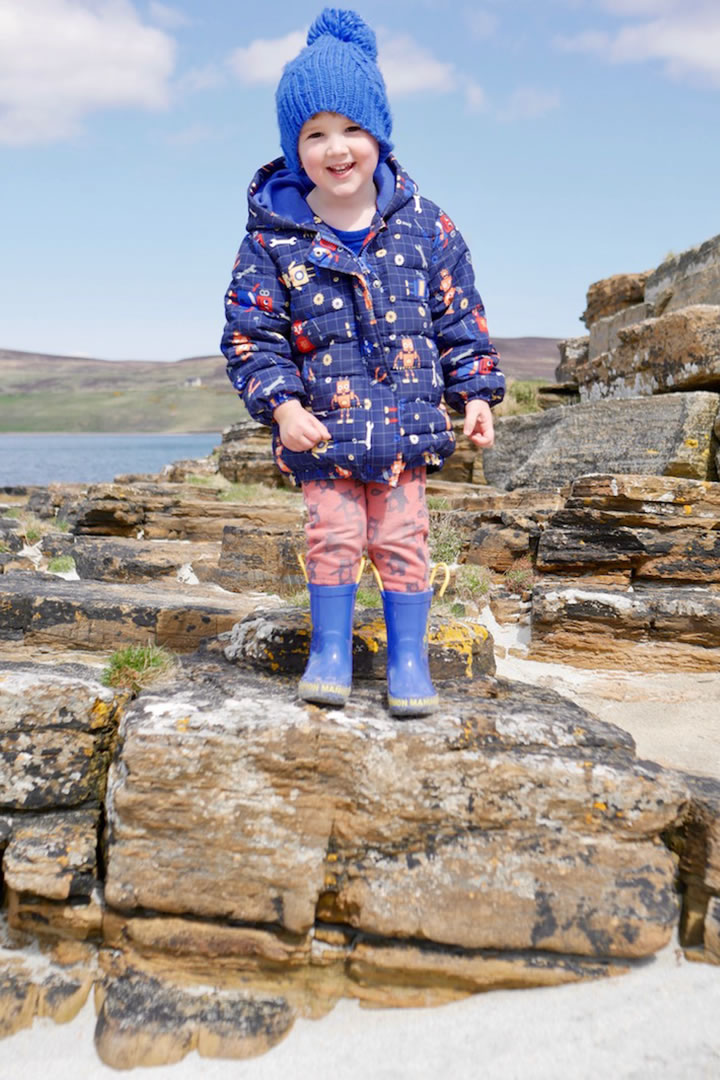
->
[101,644,176,693]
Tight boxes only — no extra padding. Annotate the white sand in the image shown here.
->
[4,630,720,1077]
[4,931,719,1079]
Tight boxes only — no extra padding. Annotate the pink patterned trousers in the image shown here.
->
[302,466,429,592]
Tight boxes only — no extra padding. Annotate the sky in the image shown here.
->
[1,0,719,363]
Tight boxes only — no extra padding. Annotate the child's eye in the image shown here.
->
[346,125,361,132]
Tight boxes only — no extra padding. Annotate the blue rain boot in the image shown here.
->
[298,583,357,707]
[382,589,439,718]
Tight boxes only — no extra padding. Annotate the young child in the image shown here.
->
[221,8,505,716]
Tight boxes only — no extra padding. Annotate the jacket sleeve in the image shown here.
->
[428,211,506,414]
[220,232,306,426]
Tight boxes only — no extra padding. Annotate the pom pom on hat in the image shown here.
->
[306,8,377,58]
[276,7,392,175]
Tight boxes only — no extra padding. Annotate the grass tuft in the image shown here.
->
[219,481,299,505]
[429,511,463,565]
[101,643,176,693]
[47,555,76,574]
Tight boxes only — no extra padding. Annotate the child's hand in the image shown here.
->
[463,399,495,448]
[273,399,331,452]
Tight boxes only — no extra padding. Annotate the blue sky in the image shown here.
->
[1,0,719,362]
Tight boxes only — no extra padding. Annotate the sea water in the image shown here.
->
[0,433,221,487]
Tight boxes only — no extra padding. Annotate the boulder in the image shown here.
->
[225,607,496,681]
[0,572,265,653]
[104,664,687,963]
[555,335,588,384]
[581,272,652,329]
[0,925,94,1038]
[70,482,302,540]
[208,524,305,593]
[95,961,295,1069]
[529,580,720,671]
[644,233,720,315]
[0,661,123,810]
[537,474,720,582]
[479,392,720,491]
[217,418,286,487]
[44,536,221,584]
[579,306,720,401]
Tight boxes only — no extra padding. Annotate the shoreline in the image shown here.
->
[0,430,223,437]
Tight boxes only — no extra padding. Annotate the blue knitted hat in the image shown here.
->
[276,8,393,175]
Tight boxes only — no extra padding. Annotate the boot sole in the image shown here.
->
[388,695,439,718]
[298,680,351,707]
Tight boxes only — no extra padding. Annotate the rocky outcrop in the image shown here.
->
[478,392,719,491]
[217,418,285,487]
[537,473,720,582]
[225,607,496,681]
[42,535,220,584]
[558,233,720,402]
[0,572,267,652]
[104,664,684,962]
[582,272,652,329]
[581,306,720,401]
[529,473,720,671]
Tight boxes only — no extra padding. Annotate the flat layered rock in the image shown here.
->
[530,580,720,671]
[644,232,720,315]
[95,960,295,1069]
[582,272,652,329]
[224,607,496,681]
[0,925,95,1038]
[537,475,720,582]
[480,393,720,491]
[104,666,687,963]
[578,306,720,400]
[0,661,123,809]
[68,482,302,540]
[0,572,262,653]
[41,536,221,584]
[2,809,98,900]
[208,524,305,593]
[706,897,720,962]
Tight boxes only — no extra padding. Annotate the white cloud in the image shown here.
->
[378,33,457,95]
[227,27,459,98]
[228,30,307,85]
[0,0,175,145]
[464,9,498,40]
[557,1,720,88]
[148,1,189,29]
[498,86,561,122]
[464,80,488,113]
[178,65,226,93]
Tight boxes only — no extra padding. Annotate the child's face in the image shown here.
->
[298,112,379,205]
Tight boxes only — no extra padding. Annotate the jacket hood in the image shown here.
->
[245,154,416,233]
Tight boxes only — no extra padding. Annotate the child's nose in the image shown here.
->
[326,132,347,156]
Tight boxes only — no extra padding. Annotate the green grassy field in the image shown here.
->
[0,388,244,433]
[0,341,559,432]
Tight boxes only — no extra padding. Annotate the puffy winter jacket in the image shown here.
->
[221,155,505,486]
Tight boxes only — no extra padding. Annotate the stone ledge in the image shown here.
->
[224,607,496,681]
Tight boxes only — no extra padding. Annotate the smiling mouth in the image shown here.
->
[327,163,355,176]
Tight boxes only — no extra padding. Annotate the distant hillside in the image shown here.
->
[0,340,560,433]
